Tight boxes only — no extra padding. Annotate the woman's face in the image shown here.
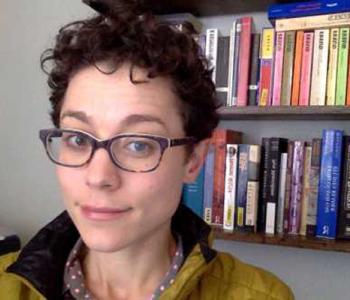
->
[56,63,204,253]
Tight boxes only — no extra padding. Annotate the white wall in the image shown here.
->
[0,2,349,299]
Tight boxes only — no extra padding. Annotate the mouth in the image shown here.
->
[80,205,132,221]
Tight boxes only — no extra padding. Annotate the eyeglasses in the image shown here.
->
[39,128,196,172]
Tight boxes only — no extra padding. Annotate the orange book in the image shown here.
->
[347,60,350,106]
[291,31,304,106]
[211,129,242,227]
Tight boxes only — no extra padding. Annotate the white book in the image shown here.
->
[223,144,238,232]
[205,28,219,83]
[310,29,330,106]
[277,153,288,234]
[227,21,237,106]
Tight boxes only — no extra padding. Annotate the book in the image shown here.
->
[215,36,230,105]
[223,144,238,232]
[335,27,350,105]
[299,32,314,106]
[300,143,312,236]
[245,145,261,232]
[272,31,285,106]
[281,31,296,106]
[203,143,215,224]
[337,136,350,239]
[316,129,343,239]
[265,138,288,234]
[310,29,330,106]
[248,33,261,106]
[258,28,275,106]
[326,28,340,106]
[291,31,304,106]
[268,0,350,21]
[182,167,205,218]
[231,19,242,106]
[211,129,242,227]
[275,12,350,32]
[277,152,288,234]
[347,59,350,105]
[307,138,322,236]
[237,17,253,106]
[283,140,295,233]
[236,144,249,229]
[206,28,219,83]
[227,21,238,106]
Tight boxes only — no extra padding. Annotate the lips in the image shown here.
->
[80,205,131,221]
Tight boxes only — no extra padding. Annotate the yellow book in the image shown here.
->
[326,28,340,106]
[276,12,350,32]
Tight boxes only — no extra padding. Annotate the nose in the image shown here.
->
[85,148,121,190]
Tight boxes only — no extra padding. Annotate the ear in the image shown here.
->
[183,139,209,183]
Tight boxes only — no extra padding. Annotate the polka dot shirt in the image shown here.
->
[62,237,184,300]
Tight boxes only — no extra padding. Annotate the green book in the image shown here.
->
[335,27,350,106]
[281,31,296,106]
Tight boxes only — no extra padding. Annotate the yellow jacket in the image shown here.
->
[0,205,294,300]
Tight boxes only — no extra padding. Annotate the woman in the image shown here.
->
[0,0,294,299]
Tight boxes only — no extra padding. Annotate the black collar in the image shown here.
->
[7,204,216,299]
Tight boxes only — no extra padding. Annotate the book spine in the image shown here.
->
[347,59,350,106]
[300,143,312,236]
[337,136,350,239]
[276,12,350,32]
[205,28,219,83]
[306,138,322,236]
[299,32,314,106]
[231,20,242,106]
[197,33,206,56]
[326,28,340,106]
[280,31,296,106]
[335,27,350,106]
[215,36,230,106]
[236,144,249,229]
[182,167,205,218]
[223,144,238,232]
[272,31,285,106]
[248,33,261,106]
[310,29,330,106]
[237,17,252,106]
[265,138,288,234]
[316,129,343,239]
[258,28,275,106]
[212,129,242,226]
[291,31,304,106]
[277,152,288,234]
[227,21,237,106]
[245,145,261,232]
[283,140,295,232]
[288,140,304,234]
[203,143,215,224]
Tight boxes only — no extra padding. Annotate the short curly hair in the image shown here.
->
[40,0,220,142]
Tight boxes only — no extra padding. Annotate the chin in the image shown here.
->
[81,232,128,253]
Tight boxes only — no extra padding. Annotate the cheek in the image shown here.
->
[55,167,82,205]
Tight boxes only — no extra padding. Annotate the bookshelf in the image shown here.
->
[160,1,350,253]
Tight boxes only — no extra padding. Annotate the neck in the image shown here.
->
[82,225,177,299]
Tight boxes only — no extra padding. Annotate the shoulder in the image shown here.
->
[204,251,294,300]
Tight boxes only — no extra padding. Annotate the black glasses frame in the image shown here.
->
[39,128,196,172]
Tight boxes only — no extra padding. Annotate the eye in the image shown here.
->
[62,132,90,149]
[126,141,151,153]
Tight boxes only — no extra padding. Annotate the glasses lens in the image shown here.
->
[111,136,162,172]
[46,130,92,166]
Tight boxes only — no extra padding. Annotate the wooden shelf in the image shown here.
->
[218,105,350,120]
[214,228,350,253]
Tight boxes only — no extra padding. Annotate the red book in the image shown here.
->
[291,31,304,106]
[236,17,252,106]
[211,129,242,227]
[272,32,285,106]
[299,32,314,106]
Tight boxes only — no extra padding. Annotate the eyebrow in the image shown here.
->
[60,110,168,130]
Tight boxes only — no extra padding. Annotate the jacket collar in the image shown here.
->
[7,204,216,299]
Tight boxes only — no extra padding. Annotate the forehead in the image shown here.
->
[61,63,185,135]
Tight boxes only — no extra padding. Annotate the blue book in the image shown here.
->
[203,145,215,223]
[182,166,205,218]
[316,129,343,239]
[268,0,350,22]
[236,144,249,229]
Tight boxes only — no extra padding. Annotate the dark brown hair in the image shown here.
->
[41,0,220,142]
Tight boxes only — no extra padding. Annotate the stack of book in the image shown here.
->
[183,128,350,240]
